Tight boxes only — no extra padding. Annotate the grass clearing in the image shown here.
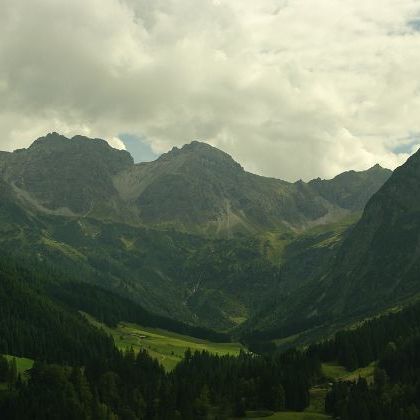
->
[343,363,375,384]
[258,229,295,263]
[322,362,375,383]
[4,354,34,376]
[0,354,34,389]
[83,313,243,371]
[321,362,348,380]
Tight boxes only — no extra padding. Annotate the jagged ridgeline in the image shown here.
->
[0,133,392,334]
[0,132,391,234]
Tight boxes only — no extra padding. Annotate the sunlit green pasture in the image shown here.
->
[84,313,243,371]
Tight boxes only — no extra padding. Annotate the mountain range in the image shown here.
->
[4,131,419,343]
[0,132,390,236]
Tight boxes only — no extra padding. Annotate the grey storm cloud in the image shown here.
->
[1,0,420,180]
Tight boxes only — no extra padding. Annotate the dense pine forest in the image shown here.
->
[0,257,117,365]
[3,243,420,419]
[0,252,318,418]
[0,347,319,419]
[315,301,420,419]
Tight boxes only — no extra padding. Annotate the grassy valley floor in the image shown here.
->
[83,313,243,370]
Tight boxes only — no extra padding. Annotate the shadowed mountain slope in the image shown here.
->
[243,148,420,341]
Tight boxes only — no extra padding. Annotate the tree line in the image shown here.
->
[0,346,321,419]
[318,301,420,419]
[325,333,420,419]
[309,300,420,371]
[0,251,320,419]
[49,282,230,342]
[4,248,420,418]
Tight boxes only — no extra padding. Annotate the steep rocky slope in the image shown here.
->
[244,148,420,340]
[0,133,391,236]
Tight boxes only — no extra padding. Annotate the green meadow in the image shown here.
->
[322,362,375,383]
[84,313,243,371]
[0,355,34,390]
[4,355,34,376]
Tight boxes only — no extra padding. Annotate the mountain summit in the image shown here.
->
[0,133,391,236]
[114,139,391,234]
[0,133,133,216]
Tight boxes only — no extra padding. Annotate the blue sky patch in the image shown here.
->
[119,134,159,163]
[392,134,420,154]
[407,18,420,31]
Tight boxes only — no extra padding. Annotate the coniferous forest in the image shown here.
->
[317,302,420,419]
[3,246,420,419]
[0,252,317,418]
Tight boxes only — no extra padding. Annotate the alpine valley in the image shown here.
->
[0,133,393,332]
[2,133,420,419]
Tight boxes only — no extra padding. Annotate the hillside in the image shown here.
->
[244,147,420,341]
[0,254,117,365]
[318,146,420,320]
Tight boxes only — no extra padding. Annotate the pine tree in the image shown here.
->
[7,357,17,386]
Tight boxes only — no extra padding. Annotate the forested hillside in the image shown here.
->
[0,256,116,365]
[314,300,420,419]
[4,256,420,419]
[0,251,321,419]
[242,146,420,342]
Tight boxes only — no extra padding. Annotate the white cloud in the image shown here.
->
[1,0,420,180]
[109,137,126,150]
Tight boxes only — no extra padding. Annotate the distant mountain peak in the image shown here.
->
[182,140,220,152]
[0,133,393,236]
[28,132,115,152]
[367,163,386,171]
[157,140,244,171]
[308,164,392,211]
[165,140,230,156]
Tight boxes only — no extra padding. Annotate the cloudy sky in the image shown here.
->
[1,0,420,181]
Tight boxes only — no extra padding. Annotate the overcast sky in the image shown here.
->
[1,0,420,180]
